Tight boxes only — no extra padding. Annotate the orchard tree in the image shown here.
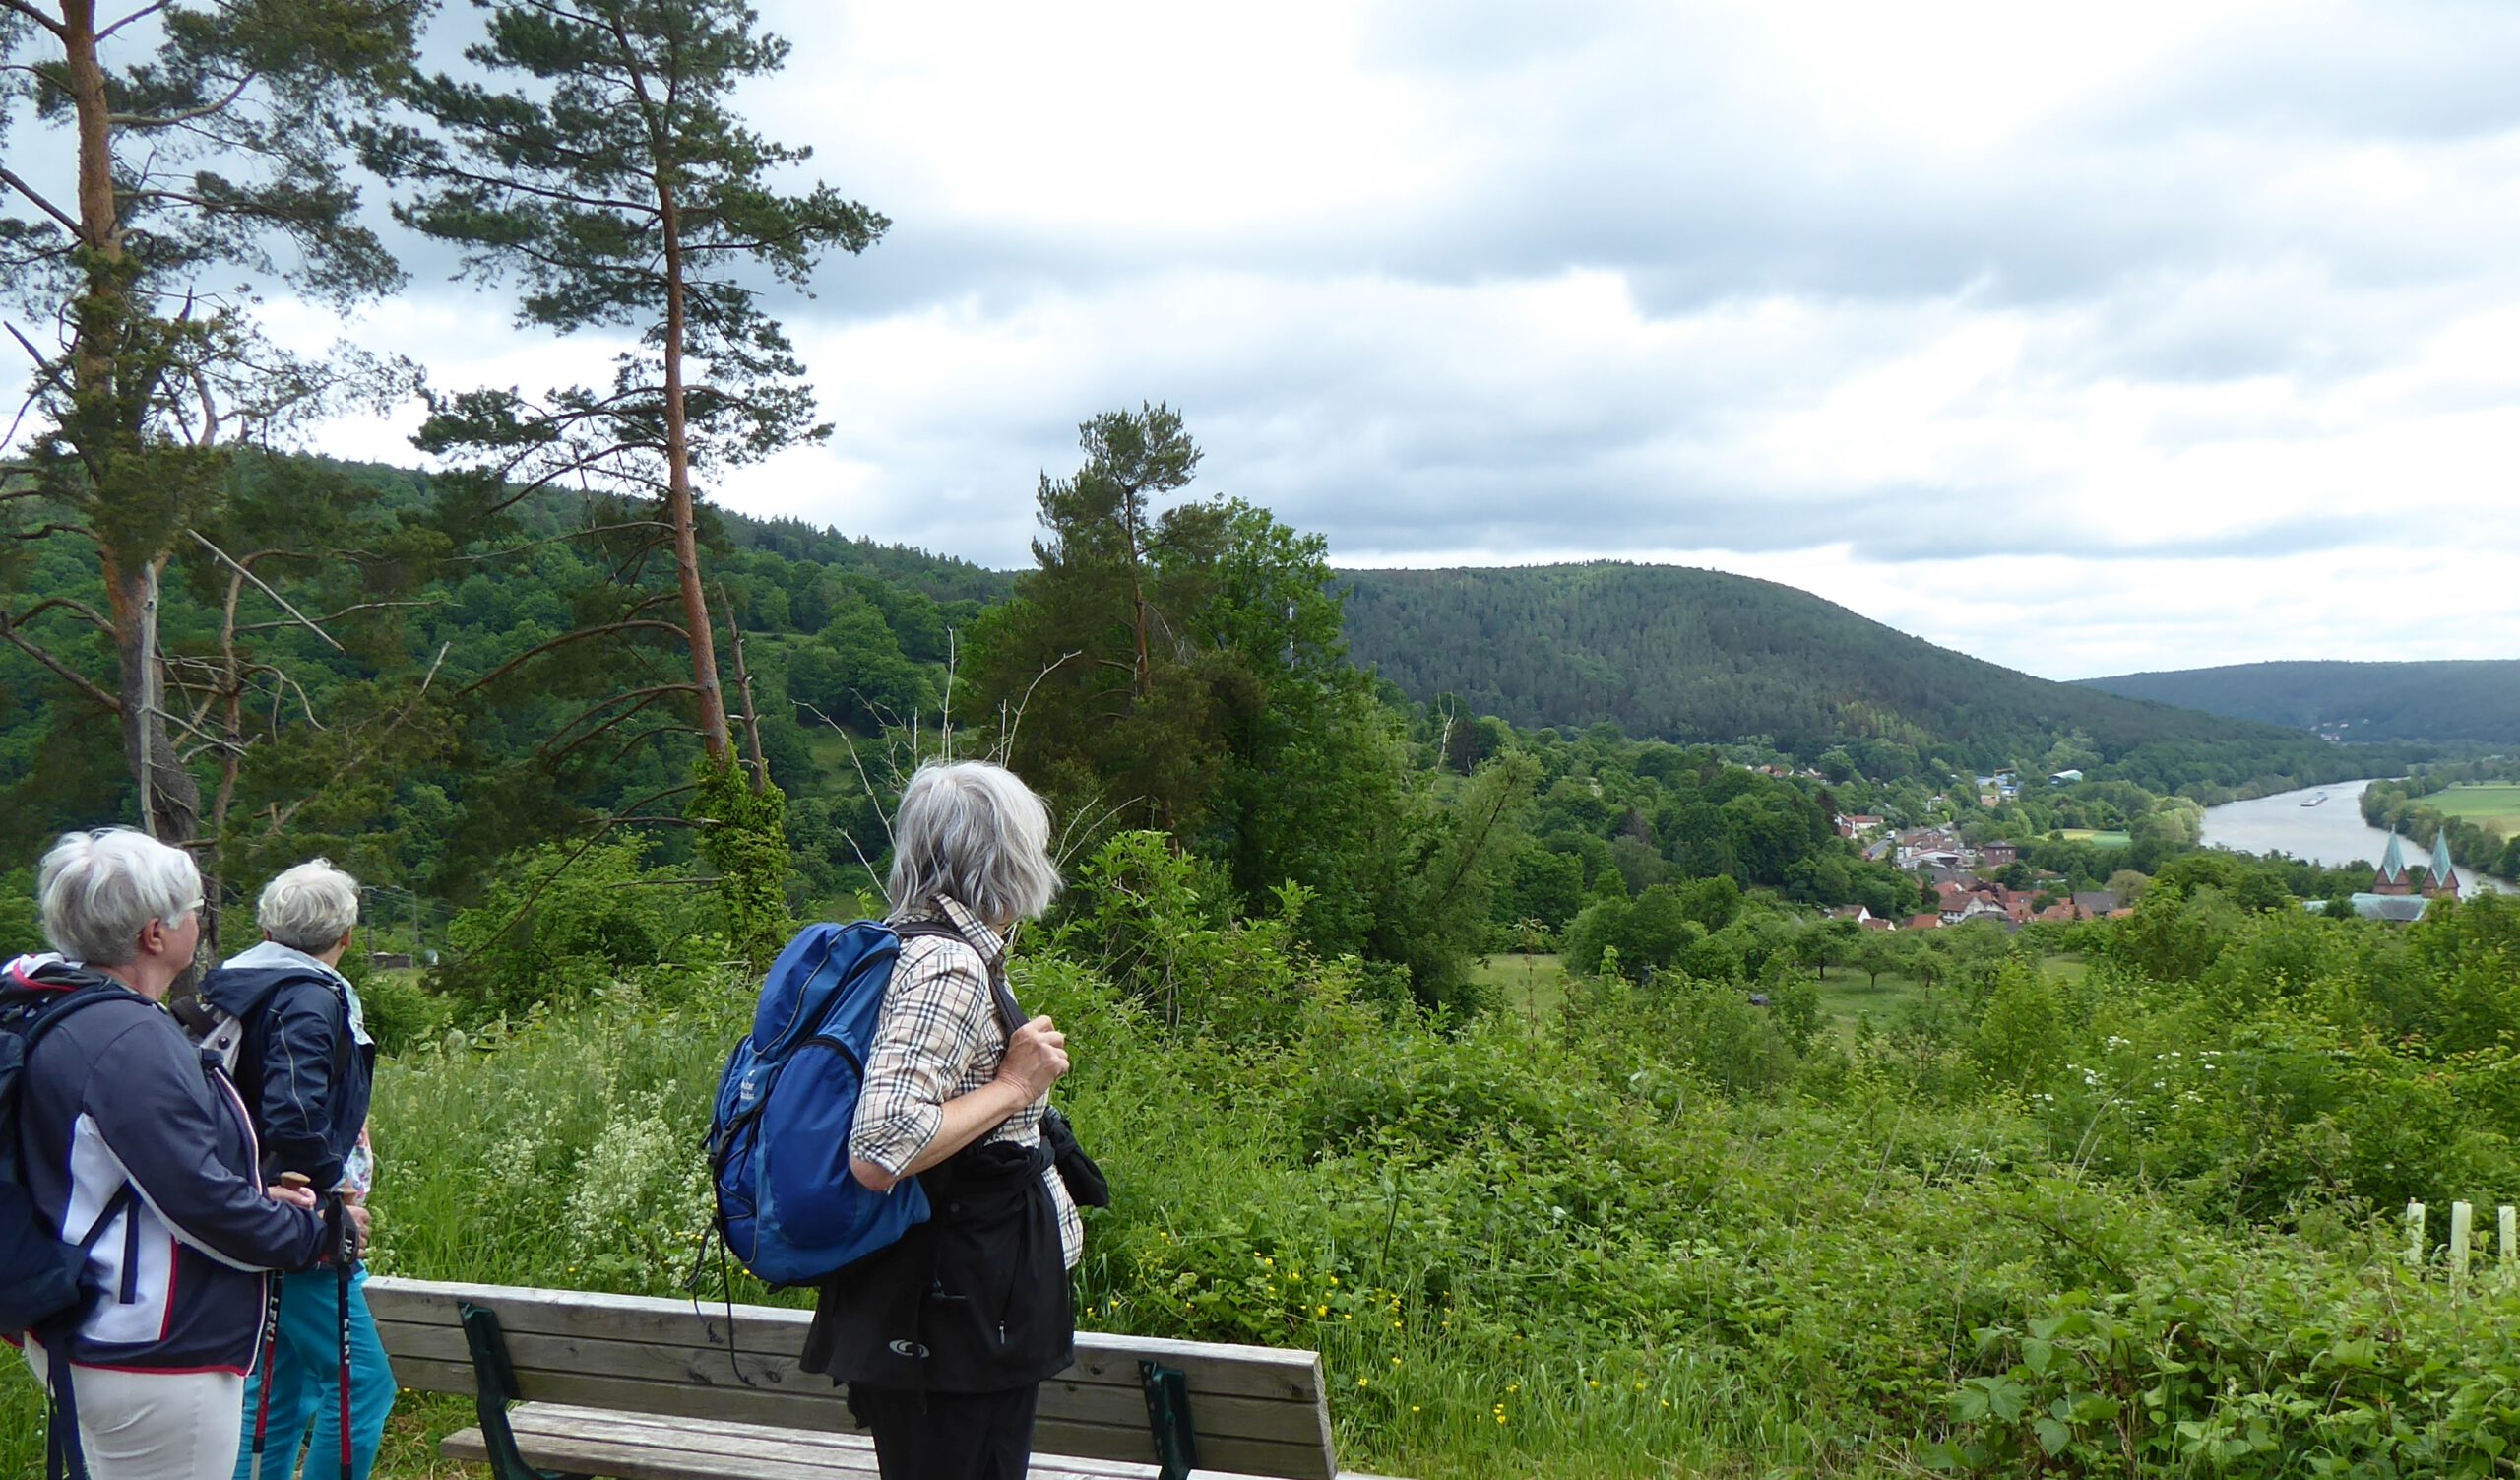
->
[0,0,425,848]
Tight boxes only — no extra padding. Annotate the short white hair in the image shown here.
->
[38,828,202,966]
[887,762,1060,926]
[257,859,360,953]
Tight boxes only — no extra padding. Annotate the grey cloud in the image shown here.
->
[266,0,2520,675]
[736,1,2520,323]
[2066,2,2520,147]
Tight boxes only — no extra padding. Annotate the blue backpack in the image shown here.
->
[706,920,963,1288]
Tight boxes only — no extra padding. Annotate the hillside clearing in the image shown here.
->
[2057,828,2131,847]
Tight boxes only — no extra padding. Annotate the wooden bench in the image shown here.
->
[368,1277,1399,1480]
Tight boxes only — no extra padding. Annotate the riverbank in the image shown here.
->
[2202,778,2513,894]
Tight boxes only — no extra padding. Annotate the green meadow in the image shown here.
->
[2426,782,2520,836]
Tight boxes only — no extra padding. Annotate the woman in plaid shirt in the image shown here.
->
[800,761,1079,1480]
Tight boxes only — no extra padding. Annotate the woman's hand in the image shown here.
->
[265,1183,318,1210]
[996,1015,1070,1100]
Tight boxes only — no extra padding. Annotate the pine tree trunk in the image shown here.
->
[63,0,116,402]
[657,182,731,766]
[66,1,200,849]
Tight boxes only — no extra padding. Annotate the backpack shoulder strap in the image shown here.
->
[15,983,134,1055]
[890,920,1026,1033]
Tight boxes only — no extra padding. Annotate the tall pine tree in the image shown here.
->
[362,0,887,955]
[362,0,885,770]
[0,0,425,853]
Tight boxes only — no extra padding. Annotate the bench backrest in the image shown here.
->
[368,1277,1338,1480]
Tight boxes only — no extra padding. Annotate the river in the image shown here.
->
[2198,779,2511,896]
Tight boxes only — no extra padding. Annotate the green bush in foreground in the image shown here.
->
[9,870,2520,1479]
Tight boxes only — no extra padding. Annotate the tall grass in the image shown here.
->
[11,932,2520,1479]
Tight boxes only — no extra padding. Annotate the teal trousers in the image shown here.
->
[232,1265,395,1480]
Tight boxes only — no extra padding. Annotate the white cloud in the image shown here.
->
[140,0,2520,680]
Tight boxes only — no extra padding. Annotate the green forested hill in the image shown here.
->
[2077,660,2520,744]
[719,509,1015,605]
[1337,562,2348,773]
[0,454,1014,909]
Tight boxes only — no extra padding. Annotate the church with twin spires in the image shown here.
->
[2372,830,2461,899]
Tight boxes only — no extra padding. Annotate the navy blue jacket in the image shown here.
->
[199,953,374,1191]
[8,956,330,1372]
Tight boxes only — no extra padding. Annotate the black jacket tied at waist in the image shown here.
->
[802,1135,1074,1394]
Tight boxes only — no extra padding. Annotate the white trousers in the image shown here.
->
[24,1339,245,1480]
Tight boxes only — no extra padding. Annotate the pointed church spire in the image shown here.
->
[2427,831,2459,897]
[2374,832,2411,893]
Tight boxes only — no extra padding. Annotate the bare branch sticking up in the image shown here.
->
[185,530,346,652]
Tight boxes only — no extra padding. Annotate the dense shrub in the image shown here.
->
[11,875,2520,1480]
[427,837,724,1023]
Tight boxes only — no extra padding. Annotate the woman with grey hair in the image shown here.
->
[200,859,393,1480]
[800,760,1080,1480]
[3,829,341,1480]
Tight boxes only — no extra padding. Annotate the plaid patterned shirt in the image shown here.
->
[848,894,1082,1268]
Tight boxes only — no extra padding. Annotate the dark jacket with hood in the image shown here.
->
[6,955,330,1373]
[199,942,374,1190]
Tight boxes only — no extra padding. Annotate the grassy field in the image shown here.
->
[1476,949,1932,1041]
[1480,953,2090,1046]
[1472,952,1566,1019]
[2427,783,2520,837]
[2056,828,2131,847]
[1814,968,1929,1037]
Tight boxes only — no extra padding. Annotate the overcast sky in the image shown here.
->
[266,2,2520,678]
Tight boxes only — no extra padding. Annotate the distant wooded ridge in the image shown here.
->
[236,468,2456,787]
[2076,660,2520,745]
[690,536,2439,779]
[1330,562,2420,781]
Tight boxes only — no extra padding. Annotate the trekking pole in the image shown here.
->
[249,1172,310,1480]
[332,1194,354,1477]
[247,1283,281,1479]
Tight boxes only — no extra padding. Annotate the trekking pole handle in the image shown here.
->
[333,1197,369,1261]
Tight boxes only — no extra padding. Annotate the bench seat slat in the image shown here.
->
[444,1429,854,1480]
[440,1403,1275,1480]
[499,1403,1155,1474]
